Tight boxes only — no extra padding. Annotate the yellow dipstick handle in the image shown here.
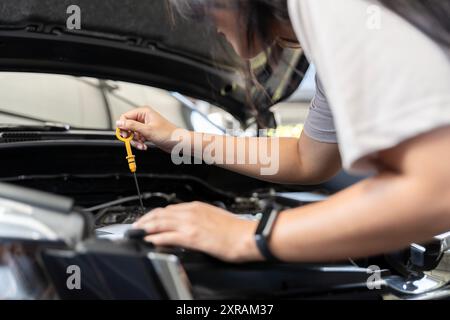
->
[115,127,145,213]
[116,128,137,173]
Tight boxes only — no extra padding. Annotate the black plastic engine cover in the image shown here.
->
[40,238,389,300]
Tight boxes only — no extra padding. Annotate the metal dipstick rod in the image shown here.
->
[115,128,145,213]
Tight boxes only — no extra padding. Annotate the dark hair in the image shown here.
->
[167,0,291,57]
[168,0,449,52]
[166,0,292,120]
[167,0,449,127]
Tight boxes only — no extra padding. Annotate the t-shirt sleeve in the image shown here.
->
[303,76,338,144]
[288,0,450,175]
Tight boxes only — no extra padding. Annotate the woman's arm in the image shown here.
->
[134,126,450,263]
[117,107,341,185]
[262,126,450,261]
[184,131,341,184]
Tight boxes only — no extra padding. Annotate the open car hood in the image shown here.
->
[0,0,308,127]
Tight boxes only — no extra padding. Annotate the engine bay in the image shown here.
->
[5,173,283,228]
[0,142,316,231]
[3,142,449,300]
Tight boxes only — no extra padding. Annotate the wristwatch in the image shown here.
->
[255,204,281,262]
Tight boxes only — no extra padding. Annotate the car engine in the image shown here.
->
[1,143,450,300]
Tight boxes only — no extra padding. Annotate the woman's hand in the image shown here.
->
[116,107,179,153]
[133,202,264,263]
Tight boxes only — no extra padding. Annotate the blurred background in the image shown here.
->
[0,67,316,136]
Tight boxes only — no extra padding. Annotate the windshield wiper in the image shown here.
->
[0,108,71,131]
[0,123,71,132]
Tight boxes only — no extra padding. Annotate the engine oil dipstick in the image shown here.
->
[116,128,145,214]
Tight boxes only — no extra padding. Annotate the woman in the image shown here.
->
[116,0,450,263]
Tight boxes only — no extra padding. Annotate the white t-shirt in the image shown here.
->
[303,76,338,144]
[288,0,450,174]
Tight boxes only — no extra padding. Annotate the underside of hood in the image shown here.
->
[0,0,308,127]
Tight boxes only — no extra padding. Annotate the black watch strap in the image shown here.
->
[255,205,281,262]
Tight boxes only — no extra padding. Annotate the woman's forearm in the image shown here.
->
[268,172,450,262]
[170,130,340,184]
[204,134,306,183]
[239,126,450,263]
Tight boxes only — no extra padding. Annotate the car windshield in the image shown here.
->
[0,71,315,136]
[0,72,229,131]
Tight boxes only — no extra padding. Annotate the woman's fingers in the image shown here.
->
[130,140,147,151]
[127,131,148,150]
[117,106,179,152]
[116,119,147,136]
[121,107,153,123]
[136,203,201,226]
[116,107,154,138]
[135,208,181,227]
[139,218,180,234]
[144,232,183,247]
[135,132,147,144]
[132,202,260,263]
